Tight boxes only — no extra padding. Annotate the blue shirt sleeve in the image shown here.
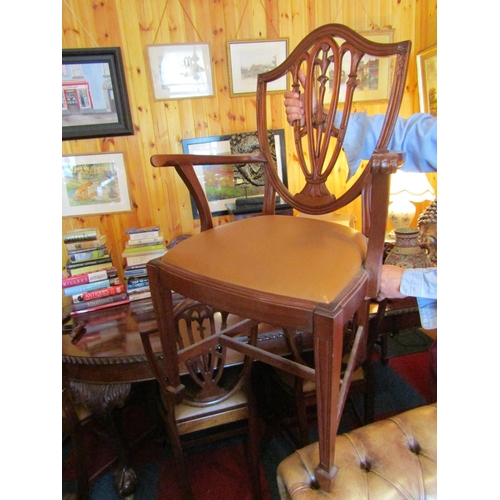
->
[400,267,437,329]
[336,112,437,178]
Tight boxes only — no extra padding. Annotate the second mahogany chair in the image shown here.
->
[140,298,262,500]
[146,24,411,491]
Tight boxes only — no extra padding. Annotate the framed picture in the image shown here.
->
[147,43,214,100]
[323,29,395,103]
[181,129,288,217]
[62,48,134,141]
[417,44,437,116]
[62,152,132,217]
[227,39,288,96]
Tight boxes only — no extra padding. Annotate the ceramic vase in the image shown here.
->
[385,227,430,269]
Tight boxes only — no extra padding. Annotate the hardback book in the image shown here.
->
[65,235,107,252]
[72,284,126,304]
[125,235,163,247]
[62,267,118,288]
[66,256,113,271]
[126,284,150,294]
[123,244,164,254]
[64,278,112,297]
[68,261,115,277]
[123,250,166,267]
[128,290,152,302]
[69,297,131,316]
[68,249,110,263]
[70,292,129,313]
[125,226,160,235]
[126,227,161,241]
[125,275,149,287]
[63,228,101,243]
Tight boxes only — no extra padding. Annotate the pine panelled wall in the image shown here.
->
[62,0,437,306]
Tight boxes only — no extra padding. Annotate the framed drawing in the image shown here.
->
[147,43,214,100]
[181,129,288,217]
[417,44,437,116]
[62,152,132,217]
[62,48,134,141]
[227,39,288,96]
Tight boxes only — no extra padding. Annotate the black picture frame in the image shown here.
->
[181,129,288,218]
[62,47,133,141]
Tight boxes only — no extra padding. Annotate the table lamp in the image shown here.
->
[387,171,435,236]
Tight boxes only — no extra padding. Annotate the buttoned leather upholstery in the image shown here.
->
[277,403,437,499]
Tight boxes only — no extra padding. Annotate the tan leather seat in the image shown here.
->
[277,403,437,499]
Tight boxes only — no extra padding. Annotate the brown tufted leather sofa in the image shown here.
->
[277,403,436,499]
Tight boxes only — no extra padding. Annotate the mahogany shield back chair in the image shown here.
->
[147,23,411,491]
[140,298,262,500]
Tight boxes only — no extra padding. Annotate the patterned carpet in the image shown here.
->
[62,330,436,499]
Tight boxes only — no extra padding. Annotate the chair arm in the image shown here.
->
[150,153,267,232]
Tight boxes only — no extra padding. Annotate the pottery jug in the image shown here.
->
[385,227,430,269]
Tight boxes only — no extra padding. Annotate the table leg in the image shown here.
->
[68,381,138,497]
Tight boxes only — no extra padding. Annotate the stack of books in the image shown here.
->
[122,226,167,302]
[62,227,129,315]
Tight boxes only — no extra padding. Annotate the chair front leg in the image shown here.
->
[312,310,344,491]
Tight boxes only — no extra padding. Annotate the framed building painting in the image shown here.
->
[62,47,134,141]
[227,39,288,96]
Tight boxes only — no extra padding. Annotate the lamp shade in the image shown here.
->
[388,172,435,232]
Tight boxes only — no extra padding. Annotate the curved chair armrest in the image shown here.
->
[151,153,267,232]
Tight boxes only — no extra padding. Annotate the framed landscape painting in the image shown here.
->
[181,129,288,217]
[62,152,132,217]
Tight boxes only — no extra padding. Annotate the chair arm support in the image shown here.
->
[150,153,267,232]
[364,150,406,297]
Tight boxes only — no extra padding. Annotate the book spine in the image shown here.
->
[63,230,99,243]
[64,279,111,297]
[65,236,107,251]
[71,293,129,311]
[124,252,165,266]
[72,284,126,303]
[69,298,130,316]
[128,231,160,240]
[126,236,163,246]
[126,276,150,286]
[125,226,160,235]
[68,249,110,262]
[123,244,164,254]
[67,245,106,255]
[62,268,117,287]
[69,262,114,277]
[66,257,112,270]
[128,290,152,301]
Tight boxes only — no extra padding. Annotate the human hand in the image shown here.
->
[284,89,305,125]
[377,265,407,301]
[284,70,319,126]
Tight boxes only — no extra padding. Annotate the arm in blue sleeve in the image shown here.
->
[400,267,437,330]
[400,267,437,299]
[336,112,437,178]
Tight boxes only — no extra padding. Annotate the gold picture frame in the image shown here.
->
[227,39,288,96]
[417,44,437,116]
